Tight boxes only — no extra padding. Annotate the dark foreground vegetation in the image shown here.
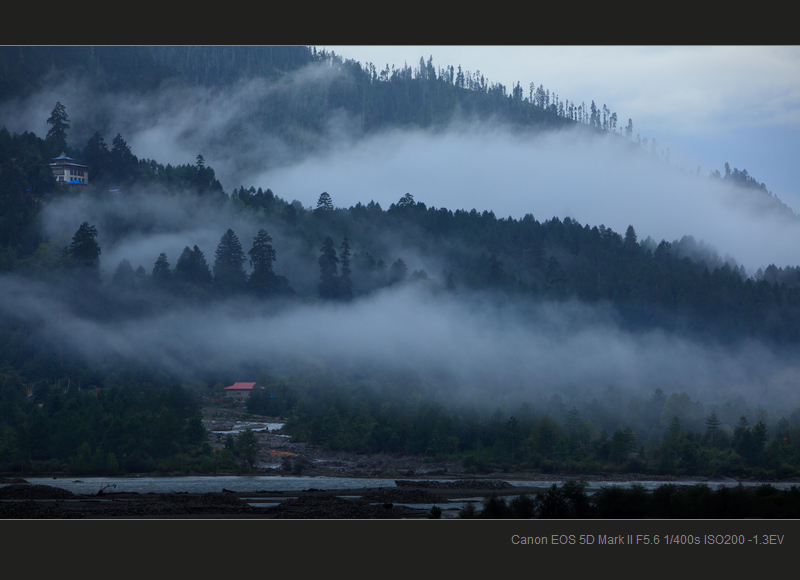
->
[3,478,799,519]
[3,363,800,482]
[0,376,242,475]
[258,375,800,481]
[466,480,800,519]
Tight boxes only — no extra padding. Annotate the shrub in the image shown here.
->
[480,493,510,518]
[459,503,477,518]
[509,494,536,518]
[462,454,491,474]
[537,484,570,518]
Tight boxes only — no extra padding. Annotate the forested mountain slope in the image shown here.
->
[2,47,800,480]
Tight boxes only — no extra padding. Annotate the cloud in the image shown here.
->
[328,46,800,136]
[38,188,327,294]
[0,275,797,412]
[258,123,800,272]
[4,53,799,272]
[4,55,800,418]
[0,61,347,190]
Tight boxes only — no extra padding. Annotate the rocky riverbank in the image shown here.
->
[3,474,798,519]
[201,411,796,486]
[0,478,542,519]
[202,407,467,479]
[4,406,794,519]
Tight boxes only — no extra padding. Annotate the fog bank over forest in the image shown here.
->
[3,61,799,273]
[261,124,800,274]
[12,47,800,484]
[3,55,799,413]
[27,184,800,413]
[1,272,798,411]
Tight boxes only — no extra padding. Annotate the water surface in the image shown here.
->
[4,476,795,496]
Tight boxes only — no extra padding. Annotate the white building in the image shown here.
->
[50,153,89,187]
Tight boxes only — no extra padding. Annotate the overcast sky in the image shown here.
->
[325,46,800,210]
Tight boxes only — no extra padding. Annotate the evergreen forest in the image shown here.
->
[1,46,800,482]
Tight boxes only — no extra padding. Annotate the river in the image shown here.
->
[6,475,796,496]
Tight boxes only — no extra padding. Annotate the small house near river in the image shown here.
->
[223,382,263,402]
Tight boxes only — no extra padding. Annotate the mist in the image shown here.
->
[0,62,350,189]
[4,61,800,416]
[258,124,800,274]
[1,273,797,412]
[38,189,326,295]
[4,61,799,275]
[28,183,799,413]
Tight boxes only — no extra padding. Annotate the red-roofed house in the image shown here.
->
[223,382,262,402]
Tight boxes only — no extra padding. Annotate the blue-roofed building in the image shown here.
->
[49,153,89,187]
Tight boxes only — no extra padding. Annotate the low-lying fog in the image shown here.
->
[259,125,800,275]
[3,61,800,413]
[1,273,798,412]
[5,62,800,273]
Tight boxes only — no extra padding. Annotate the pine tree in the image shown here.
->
[191,245,212,285]
[46,102,70,154]
[192,154,224,196]
[565,407,583,439]
[111,258,135,288]
[110,134,137,183]
[316,192,333,212]
[68,222,101,283]
[247,229,278,296]
[506,416,521,461]
[175,245,212,287]
[318,236,339,299]
[665,416,683,445]
[338,235,353,300]
[389,258,408,284]
[135,265,147,283]
[704,411,721,445]
[213,229,247,293]
[83,131,110,183]
[590,100,599,128]
[487,253,504,286]
[236,427,260,468]
[397,193,415,208]
[174,247,192,279]
[152,253,171,286]
[624,225,638,247]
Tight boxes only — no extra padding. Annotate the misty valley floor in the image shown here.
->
[4,406,800,519]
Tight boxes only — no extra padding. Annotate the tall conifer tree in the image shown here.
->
[248,229,278,296]
[46,102,70,154]
[68,222,101,284]
[339,235,353,300]
[213,229,246,293]
[318,236,339,299]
